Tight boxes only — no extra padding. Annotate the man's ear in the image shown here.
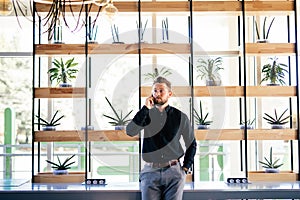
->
[168,90,173,97]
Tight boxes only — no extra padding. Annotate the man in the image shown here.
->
[126,76,197,200]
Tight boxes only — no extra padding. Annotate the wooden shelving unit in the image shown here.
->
[32,0,299,183]
[35,1,294,13]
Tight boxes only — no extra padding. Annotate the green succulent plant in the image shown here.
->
[35,110,64,127]
[255,16,275,41]
[193,100,212,126]
[103,97,133,126]
[48,57,79,85]
[196,56,223,85]
[263,108,290,125]
[259,147,283,169]
[136,19,148,42]
[143,67,172,81]
[46,154,76,170]
[111,24,124,43]
[162,17,169,42]
[240,118,255,126]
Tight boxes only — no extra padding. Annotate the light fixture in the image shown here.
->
[11,0,118,39]
[93,0,109,6]
[0,0,13,16]
[102,0,118,22]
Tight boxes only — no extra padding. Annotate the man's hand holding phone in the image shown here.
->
[145,95,155,109]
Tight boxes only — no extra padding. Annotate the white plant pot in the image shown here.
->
[256,39,269,43]
[115,125,126,130]
[267,83,280,86]
[240,125,254,129]
[271,124,285,129]
[53,169,68,175]
[59,83,72,87]
[197,125,209,130]
[81,125,94,130]
[206,80,221,86]
[265,168,279,173]
[42,126,56,131]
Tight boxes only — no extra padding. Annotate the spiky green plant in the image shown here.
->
[193,101,212,125]
[143,67,172,81]
[255,16,275,41]
[35,110,64,127]
[111,24,122,43]
[240,118,255,126]
[46,154,76,170]
[162,17,169,42]
[103,97,133,126]
[48,57,79,85]
[259,147,283,169]
[136,19,148,42]
[263,108,290,125]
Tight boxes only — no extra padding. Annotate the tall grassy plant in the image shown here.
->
[48,57,79,85]
[255,17,275,41]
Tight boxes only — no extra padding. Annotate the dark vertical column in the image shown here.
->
[241,0,248,178]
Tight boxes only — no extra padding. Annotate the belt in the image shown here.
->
[146,160,178,168]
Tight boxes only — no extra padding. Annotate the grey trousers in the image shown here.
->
[140,162,186,200]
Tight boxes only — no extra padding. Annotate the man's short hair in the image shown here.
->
[153,76,172,91]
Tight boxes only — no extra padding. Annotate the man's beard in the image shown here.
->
[153,97,167,105]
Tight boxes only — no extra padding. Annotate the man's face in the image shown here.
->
[152,83,172,105]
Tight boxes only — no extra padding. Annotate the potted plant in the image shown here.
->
[263,108,290,129]
[53,19,63,44]
[103,97,133,130]
[259,147,283,173]
[193,100,212,129]
[260,57,288,86]
[143,67,172,81]
[88,16,98,44]
[136,19,148,43]
[196,56,223,86]
[239,118,255,129]
[161,17,169,43]
[35,110,64,131]
[111,24,124,44]
[255,16,275,43]
[48,57,79,87]
[46,154,76,175]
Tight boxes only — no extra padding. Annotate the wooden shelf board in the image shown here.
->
[34,130,138,142]
[35,87,85,98]
[33,172,85,183]
[195,129,244,140]
[36,43,296,55]
[35,1,294,13]
[35,129,296,142]
[194,86,296,97]
[248,171,298,182]
[244,1,294,12]
[141,86,296,97]
[194,50,239,56]
[195,129,297,140]
[141,86,192,97]
[245,43,296,55]
[35,43,191,55]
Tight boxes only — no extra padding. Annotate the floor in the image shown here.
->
[0,180,300,200]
